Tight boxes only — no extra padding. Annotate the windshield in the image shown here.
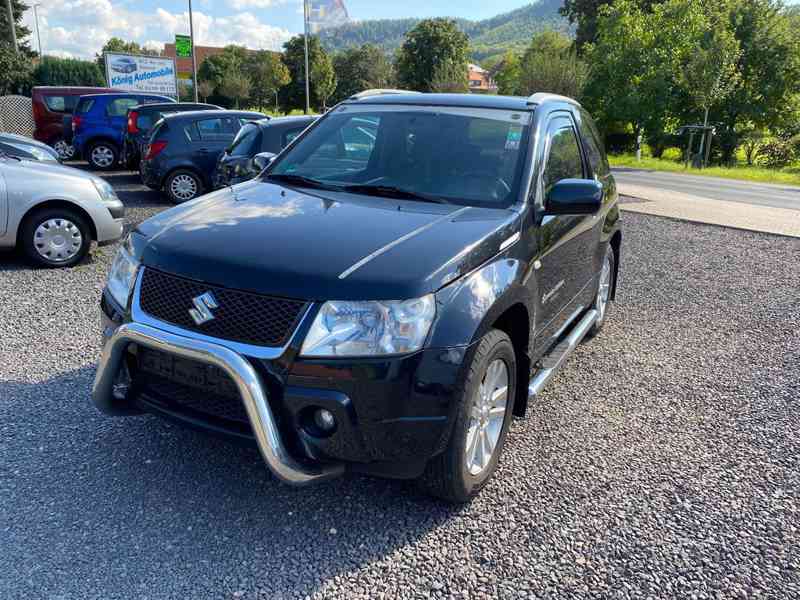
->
[267,104,531,208]
[228,123,261,157]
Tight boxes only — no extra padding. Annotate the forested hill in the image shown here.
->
[318,0,570,63]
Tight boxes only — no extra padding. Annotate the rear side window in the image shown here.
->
[75,98,95,114]
[184,122,200,142]
[43,96,79,113]
[107,98,139,117]
[578,110,610,176]
[136,114,155,132]
[543,124,584,194]
[229,124,261,157]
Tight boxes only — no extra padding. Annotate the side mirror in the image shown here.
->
[252,152,277,172]
[544,179,603,215]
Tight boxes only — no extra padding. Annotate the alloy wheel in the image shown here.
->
[170,174,199,201]
[596,252,612,322]
[53,140,75,160]
[465,358,509,476]
[91,145,115,168]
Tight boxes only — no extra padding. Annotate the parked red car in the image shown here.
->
[32,86,116,160]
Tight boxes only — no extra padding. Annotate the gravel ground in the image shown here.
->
[1,175,799,599]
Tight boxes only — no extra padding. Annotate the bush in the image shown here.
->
[33,56,104,87]
[756,140,795,169]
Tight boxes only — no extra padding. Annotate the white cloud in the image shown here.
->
[22,0,293,60]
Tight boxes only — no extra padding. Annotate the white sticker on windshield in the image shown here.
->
[505,125,523,150]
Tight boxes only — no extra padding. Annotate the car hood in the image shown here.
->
[134,180,520,301]
[2,157,98,182]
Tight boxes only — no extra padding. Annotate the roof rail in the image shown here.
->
[349,89,423,100]
[526,93,580,107]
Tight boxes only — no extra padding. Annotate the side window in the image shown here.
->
[184,123,200,142]
[578,110,610,176]
[107,98,139,117]
[196,118,226,140]
[44,96,67,112]
[543,123,584,194]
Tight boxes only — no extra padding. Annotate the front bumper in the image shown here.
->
[94,320,345,485]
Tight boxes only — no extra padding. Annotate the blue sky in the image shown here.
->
[22,0,800,60]
[22,0,539,59]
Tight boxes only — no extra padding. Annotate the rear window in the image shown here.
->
[43,95,79,113]
[229,123,261,157]
[75,98,95,114]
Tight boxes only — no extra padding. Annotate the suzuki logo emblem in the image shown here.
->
[189,291,218,325]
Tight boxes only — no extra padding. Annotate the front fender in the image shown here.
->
[428,256,530,349]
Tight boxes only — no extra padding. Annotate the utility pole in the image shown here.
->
[189,0,199,102]
[33,3,43,58]
[5,0,18,54]
[303,0,310,115]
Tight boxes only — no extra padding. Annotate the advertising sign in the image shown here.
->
[104,53,178,98]
[175,35,192,58]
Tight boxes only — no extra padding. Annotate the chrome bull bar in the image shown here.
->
[92,322,345,486]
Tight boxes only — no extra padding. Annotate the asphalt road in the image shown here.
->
[1,172,799,599]
[613,167,800,211]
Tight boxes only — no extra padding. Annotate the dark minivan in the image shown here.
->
[123,102,221,168]
[140,110,265,203]
[213,115,316,188]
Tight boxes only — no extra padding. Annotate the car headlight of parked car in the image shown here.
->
[106,238,139,308]
[93,178,120,204]
[300,295,436,357]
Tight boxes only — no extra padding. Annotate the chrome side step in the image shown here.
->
[528,309,598,400]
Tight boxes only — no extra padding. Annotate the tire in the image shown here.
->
[164,169,204,204]
[87,141,119,171]
[52,138,75,161]
[587,244,616,338]
[20,207,92,268]
[418,329,517,503]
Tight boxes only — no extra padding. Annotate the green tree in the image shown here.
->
[0,0,34,56]
[219,70,251,109]
[32,56,104,87]
[96,38,159,69]
[493,51,521,96]
[0,43,33,94]
[245,51,290,110]
[197,80,216,103]
[430,58,468,93]
[517,30,588,99]
[395,18,469,92]
[561,0,665,51]
[197,46,250,107]
[281,35,336,112]
[330,44,394,104]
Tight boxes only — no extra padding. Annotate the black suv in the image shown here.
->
[139,109,265,203]
[213,115,317,188]
[122,102,220,168]
[95,92,621,502]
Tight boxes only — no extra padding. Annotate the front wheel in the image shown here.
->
[52,138,75,161]
[20,208,92,268]
[418,329,516,503]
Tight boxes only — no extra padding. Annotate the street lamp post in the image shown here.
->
[5,0,18,54]
[188,0,199,102]
[33,3,43,58]
[303,0,310,115]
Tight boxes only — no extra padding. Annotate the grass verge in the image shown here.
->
[609,154,800,187]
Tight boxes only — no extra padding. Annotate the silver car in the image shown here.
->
[0,153,125,267]
[0,132,61,162]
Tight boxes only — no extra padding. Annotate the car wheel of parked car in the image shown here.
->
[165,170,203,204]
[52,138,75,161]
[88,141,118,171]
[21,208,92,268]
[588,244,615,338]
[418,329,516,503]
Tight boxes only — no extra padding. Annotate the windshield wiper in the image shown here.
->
[265,173,339,190]
[343,184,448,204]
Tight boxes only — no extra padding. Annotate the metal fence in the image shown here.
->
[0,95,34,137]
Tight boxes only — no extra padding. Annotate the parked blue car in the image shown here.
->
[73,93,174,170]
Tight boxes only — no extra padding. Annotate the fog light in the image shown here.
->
[313,408,336,432]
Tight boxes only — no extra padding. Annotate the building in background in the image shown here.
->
[468,64,498,94]
[308,0,350,34]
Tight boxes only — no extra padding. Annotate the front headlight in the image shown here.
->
[106,239,139,308]
[93,179,119,203]
[300,295,436,357]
